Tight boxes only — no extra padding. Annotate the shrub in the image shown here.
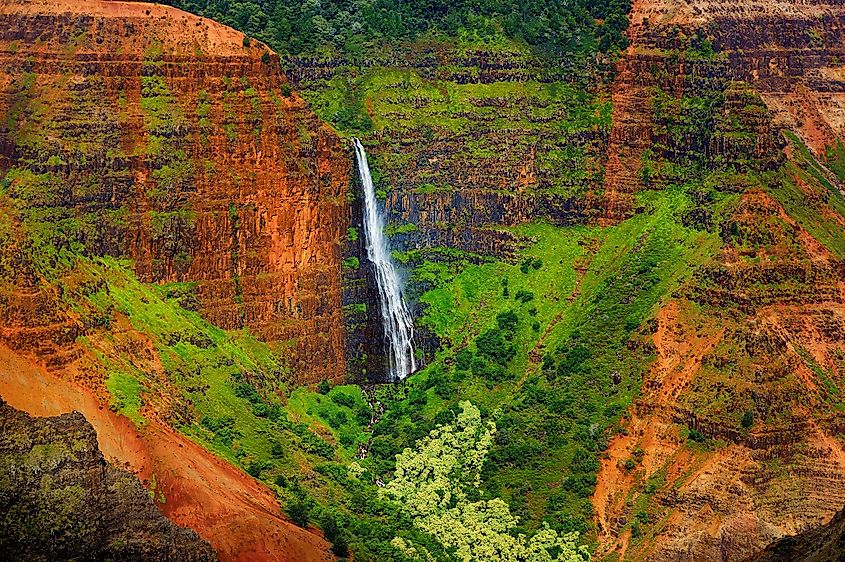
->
[326,409,348,429]
[246,460,269,477]
[356,405,372,426]
[319,509,349,556]
[408,388,428,406]
[252,403,271,417]
[495,310,519,332]
[741,409,754,429]
[562,473,597,498]
[688,428,706,443]
[270,441,285,458]
[286,494,313,527]
[242,36,251,47]
[330,534,349,557]
[514,289,534,303]
[631,520,642,538]
[330,391,357,409]
[455,348,473,370]
[475,328,515,365]
[235,382,261,403]
[470,356,509,381]
[317,380,331,395]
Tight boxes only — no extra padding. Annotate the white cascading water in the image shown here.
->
[352,138,417,381]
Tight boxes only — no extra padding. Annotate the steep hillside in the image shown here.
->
[603,0,845,218]
[0,1,351,560]
[746,503,845,562]
[593,0,845,560]
[0,343,335,562]
[0,397,215,561]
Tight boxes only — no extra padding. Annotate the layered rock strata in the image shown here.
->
[0,0,351,384]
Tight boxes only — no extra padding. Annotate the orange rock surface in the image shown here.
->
[0,0,351,385]
[0,343,333,562]
[0,1,349,559]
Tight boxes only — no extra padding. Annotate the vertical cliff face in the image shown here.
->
[602,0,845,218]
[293,47,607,264]
[595,1,845,560]
[0,0,351,384]
[293,46,611,378]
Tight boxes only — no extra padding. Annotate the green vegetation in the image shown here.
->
[27,255,453,559]
[769,133,845,257]
[8,2,845,559]
[383,401,590,561]
[104,371,146,426]
[305,69,608,200]
[165,0,630,60]
[364,186,723,539]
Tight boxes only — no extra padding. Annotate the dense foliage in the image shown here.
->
[164,0,630,58]
[383,401,590,562]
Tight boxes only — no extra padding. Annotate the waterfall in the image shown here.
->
[352,138,417,381]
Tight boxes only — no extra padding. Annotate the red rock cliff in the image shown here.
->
[603,0,845,219]
[595,1,845,560]
[0,0,351,384]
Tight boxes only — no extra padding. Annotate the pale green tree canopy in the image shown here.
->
[382,401,590,562]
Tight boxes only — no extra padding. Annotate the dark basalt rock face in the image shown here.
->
[0,398,216,561]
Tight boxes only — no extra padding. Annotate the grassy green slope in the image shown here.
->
[18,252,449,560]
[367,184,728,540]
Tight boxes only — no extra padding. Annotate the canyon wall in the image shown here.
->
[293,45,611,375]
[293,47,606,264]
[603,0,845,218]
[0,1,347,560]
[594,0,845,560]
[0,0,351,385]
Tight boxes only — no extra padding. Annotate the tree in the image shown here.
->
[475,328,515,366]
[496,309,519,332]
[382,401,590,562]
[286,494,313,527]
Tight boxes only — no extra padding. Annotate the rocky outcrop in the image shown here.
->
[0,0,351,384]
[745,502,845,562]
[0,397,216,561]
